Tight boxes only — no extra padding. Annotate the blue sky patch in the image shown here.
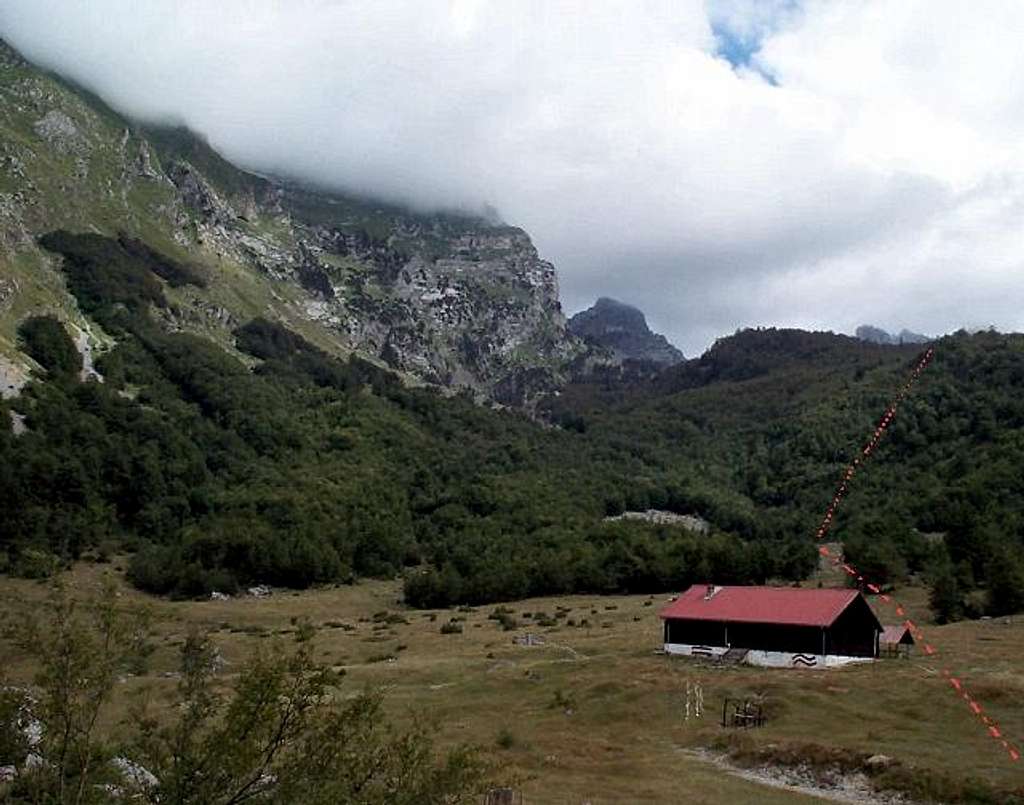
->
[709,0,799,84]
[712,24,778,84]
[712,24,759,69]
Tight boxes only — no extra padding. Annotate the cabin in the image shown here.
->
[659,584,883,669]
[880,624,915,658]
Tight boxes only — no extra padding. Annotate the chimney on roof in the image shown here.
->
[703,584,721,601]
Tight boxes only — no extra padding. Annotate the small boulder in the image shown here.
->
[32,111,88,155]
[865,753,893,769]
[112,756,158,789]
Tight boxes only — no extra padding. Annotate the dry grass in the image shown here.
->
[1,564,1022,804]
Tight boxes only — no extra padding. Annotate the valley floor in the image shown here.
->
[1,565,1022,803]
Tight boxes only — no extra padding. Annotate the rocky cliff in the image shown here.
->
[568,297,683,365]
[855,325,931,346]
[0,38,584,403]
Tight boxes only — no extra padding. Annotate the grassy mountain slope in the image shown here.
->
[0,37,584,402]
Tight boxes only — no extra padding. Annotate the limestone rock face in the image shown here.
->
[168,162,236,227]
[0,37,587,404]
[308,224,574,392]
[568,297,683,366]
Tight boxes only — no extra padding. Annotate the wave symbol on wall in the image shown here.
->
[791,654,818,667]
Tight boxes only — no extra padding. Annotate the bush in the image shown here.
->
[548,689,577,712]
[372,611,409,625]
[1,580,499,804]
[11,548,62,579]
[495,727,516,750]
[17,315,82,381]
[366,652,396,664]
[440,621,463,635]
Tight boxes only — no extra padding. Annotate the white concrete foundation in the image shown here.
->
[664,643,728,659]
[664,643,874,669]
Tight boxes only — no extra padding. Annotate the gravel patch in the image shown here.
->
[683,749,913,804]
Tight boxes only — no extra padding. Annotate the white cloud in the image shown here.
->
[2,0,1023,355]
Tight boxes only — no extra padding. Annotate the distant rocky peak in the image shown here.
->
[855,325,931,346]
[568,297,684,365]
[589,297,647,329]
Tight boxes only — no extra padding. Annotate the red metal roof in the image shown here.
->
[659,584,862,628]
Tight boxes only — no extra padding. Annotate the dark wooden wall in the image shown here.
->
[665,618,823,653]
[665,618,726,646]
[825,596,880,657]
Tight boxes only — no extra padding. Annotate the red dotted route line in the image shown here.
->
[813,346,1020,764]
[814,348,935,543]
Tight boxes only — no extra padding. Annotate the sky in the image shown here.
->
[3,0,1024,356]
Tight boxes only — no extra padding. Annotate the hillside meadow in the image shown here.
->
[2,563,1021,804]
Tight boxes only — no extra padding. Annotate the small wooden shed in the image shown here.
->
[880,624,915,658]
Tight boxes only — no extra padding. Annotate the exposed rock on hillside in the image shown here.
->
[33,110,89,155]
[604,510,710,533]
[0,355,28,399]
[568,297,683,366]
[855,325,930,346]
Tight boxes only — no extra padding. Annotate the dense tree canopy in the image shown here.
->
[544,327,1024,617]
[2,232,1023,618]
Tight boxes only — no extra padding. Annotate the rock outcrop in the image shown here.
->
[855,325,930,346]
[568,297,683,366]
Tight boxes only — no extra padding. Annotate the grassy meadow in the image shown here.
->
[1,562,1022,804]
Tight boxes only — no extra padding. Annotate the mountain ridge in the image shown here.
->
[0,37,587,404]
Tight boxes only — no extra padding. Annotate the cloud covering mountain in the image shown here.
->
[3,0,1022,354]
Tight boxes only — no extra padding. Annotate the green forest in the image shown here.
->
[3,231,1023,619]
